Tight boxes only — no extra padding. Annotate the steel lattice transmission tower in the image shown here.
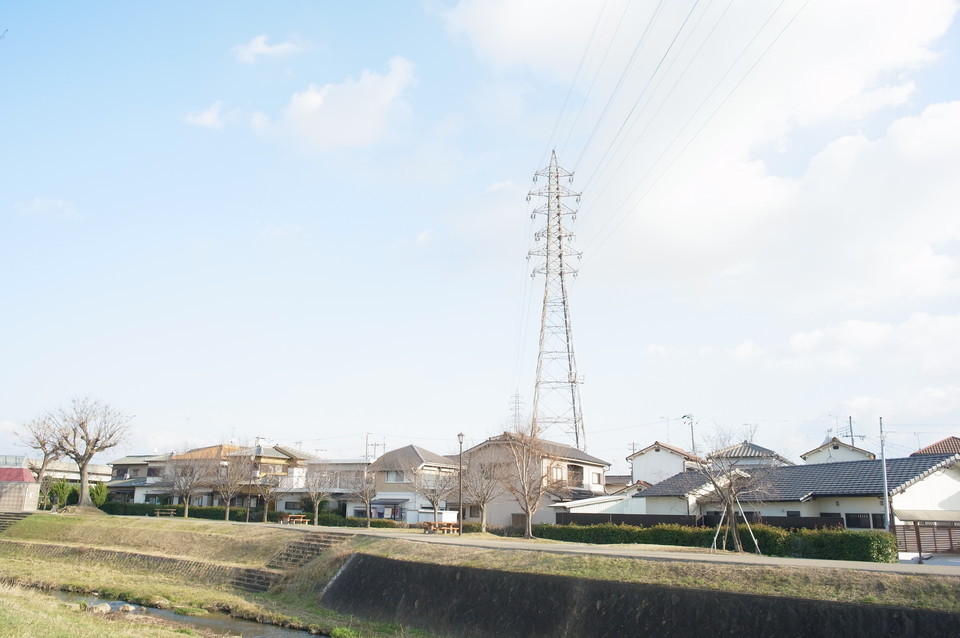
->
[526,150,586,450]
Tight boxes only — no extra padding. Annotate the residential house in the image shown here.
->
[636,454,960,529]
[360,445,459,523]
[801,437,875,464]
[460,433,609,529]
[626,441,703,485]
[106,453,172,503]
[107,444,312,512]
[224,444,312,514]
[282,457,370,517]
[709,440,794,467]
[603,474,639,495]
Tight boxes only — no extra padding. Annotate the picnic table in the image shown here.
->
[423,521,458,534]
[283,514,309,525]
[154,508,176,517]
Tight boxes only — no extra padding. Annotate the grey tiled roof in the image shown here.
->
[639,454,959,501]
[710,441,794,465]
[369,445,458,471]
[484,433,610,467]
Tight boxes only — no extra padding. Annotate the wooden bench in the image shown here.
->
[283,514,309,525]
[154,508,176,517]
[423,521,458,534]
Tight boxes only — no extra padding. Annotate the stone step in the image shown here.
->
[266,531,349,569]
[230,568,283,593]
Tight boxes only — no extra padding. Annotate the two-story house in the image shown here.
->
[460,432,609,529]
[359,445,459,523]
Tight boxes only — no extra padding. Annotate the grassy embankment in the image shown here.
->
[2,512,960,638]
[0,513,413,637]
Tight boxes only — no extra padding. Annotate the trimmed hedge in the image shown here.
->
[530,522,898,562]
[99,502,250,521]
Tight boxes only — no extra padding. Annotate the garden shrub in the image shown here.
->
[529,522,896,562]
[792,528,898,563]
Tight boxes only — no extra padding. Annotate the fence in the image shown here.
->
[895,523,960,553]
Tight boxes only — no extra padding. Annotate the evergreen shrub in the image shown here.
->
[531,522,897,562]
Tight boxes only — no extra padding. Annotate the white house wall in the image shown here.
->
[630,450,688,484]
[803,447,873,464]
[893,465,960,516]
[644,496,693,516]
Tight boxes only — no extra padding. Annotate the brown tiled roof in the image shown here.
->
[170,444,244,461]
[912,436,960,456]
[0,468,36,483]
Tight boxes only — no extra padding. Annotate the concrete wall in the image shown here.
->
[0,483,39,511]
[319,553,960,638]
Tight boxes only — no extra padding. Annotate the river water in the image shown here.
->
[50,591,313,637]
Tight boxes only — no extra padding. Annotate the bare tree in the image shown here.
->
[304,461,335,525]
[212,450,256,521]
[253,474,282,522]
[17,417,62,486]
[165,454,217,517]
[461,452,507,533]
[412,468,458,522]
[499,422,562,539]
[347,468,378,527]
[697,430,770,553]
[48,397,132,507]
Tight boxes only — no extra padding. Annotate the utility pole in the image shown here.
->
[527,150,586,449]
[880,417,891,531]
[683,414,696,454]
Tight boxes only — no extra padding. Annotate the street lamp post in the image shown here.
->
[457,432,464,536]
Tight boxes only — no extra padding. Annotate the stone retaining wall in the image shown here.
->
[319,553,960,638]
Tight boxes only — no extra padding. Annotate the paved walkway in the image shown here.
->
[341,527,960,576]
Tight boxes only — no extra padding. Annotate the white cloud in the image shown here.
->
[252,56,416,150]
[442,0,593,80]
[843,385,960,425]
[416,230,434,247]
[771,313,960,376]
[16,197,79,220]
[184,101,237,129]
[233,35,303,64]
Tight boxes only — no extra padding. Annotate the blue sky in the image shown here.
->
[3,1,959,472]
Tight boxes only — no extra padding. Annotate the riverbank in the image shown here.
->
[2,512,960,636]
[0,582,230,638]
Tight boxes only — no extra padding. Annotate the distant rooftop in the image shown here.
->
[912,436,960,456]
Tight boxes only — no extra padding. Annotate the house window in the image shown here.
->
[386,470,407,483]
[147,468,162,477]
[468,505,480,518]
[820,512,842,518]
[785,511,801,517]
[592,472,601,485]
[130,469,141,477]
[871,513,886,529]
[567,465,584,488]
[845,513,871,529]
[552,467,563,481]
[284,502,302,511]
